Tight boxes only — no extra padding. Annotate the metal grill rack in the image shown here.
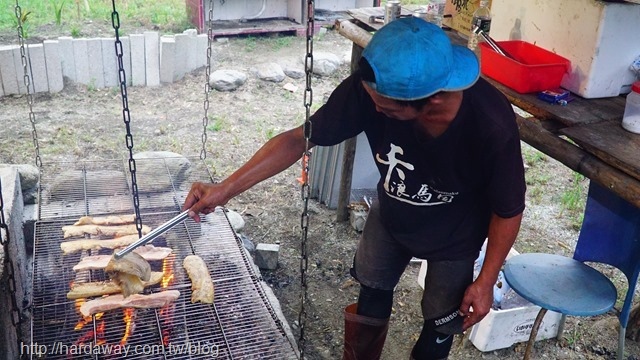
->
[30,157,298,359]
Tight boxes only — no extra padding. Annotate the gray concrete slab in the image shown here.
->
[73,38,90,85]
[160,36,176,84]
[120,36,132,86]
[12,47,27,94]
[129,34,146,86]
[184,30,197,73]
[173,33,188,81]
[0,45,19,95]
[58,36,75,82]
[43,40,64,93]
[101,38,118,88]
[144,32,160,87]
[196,34,209,69]
[87,38,105,89]
[27,44,49,93]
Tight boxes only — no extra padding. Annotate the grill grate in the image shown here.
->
[29,157,298,359]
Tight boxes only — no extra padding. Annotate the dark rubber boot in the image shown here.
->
[343,303,390,360]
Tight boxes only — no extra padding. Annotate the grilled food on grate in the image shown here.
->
[62,224,152,239]
[79,290,181,317]
[73,246,173,271]
[183,255,215,304]
[67,271,164,299]
[73,214,137,226]
[106,252,151,298]
[61,234,141,254]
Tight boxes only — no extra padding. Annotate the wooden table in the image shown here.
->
[332,7,640,220]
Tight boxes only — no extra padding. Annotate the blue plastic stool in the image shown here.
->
[504,182,640,360]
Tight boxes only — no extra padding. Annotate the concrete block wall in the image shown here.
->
[0,29,209,97]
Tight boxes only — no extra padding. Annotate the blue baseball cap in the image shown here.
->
[362,17,479,100]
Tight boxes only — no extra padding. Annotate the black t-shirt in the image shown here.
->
[310,73,526,261]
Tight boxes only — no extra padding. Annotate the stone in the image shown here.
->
[144,31,160,87]
[86,38,105,89]
[73,38,90,85]
[160,36,176,84]
[309,51,341,76]
[129,34,146,86]
[173,33,188,81]
[0,164,39,191]
[58,37,76,82]
[225,209,245,231]
[0,45,19,95]
[26,44,48,93]
[280,58,305,79]
[120,36,132,86]
[210,69,246,91]
[196,34,209,68]
[253,62,285,83]
[12,46,27,94]
[43,40,64,93]
[133,151,192,191]
[255,243,280,270]
[184,30,197,73]
[101,38,118,88]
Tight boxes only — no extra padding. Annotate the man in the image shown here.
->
[183,18,526,360]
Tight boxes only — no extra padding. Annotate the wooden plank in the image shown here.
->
[560,119,640,182]
[518,116,640,208]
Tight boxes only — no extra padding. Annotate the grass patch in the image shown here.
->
[1,0,190,35]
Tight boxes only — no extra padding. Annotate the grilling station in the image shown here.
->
[0,1,333,359]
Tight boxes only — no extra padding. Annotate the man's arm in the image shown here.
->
[183,125,312,222]
[459,212,523,330]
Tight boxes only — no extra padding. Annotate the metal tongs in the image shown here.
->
[472,26,517,61]
[113,210,190,260]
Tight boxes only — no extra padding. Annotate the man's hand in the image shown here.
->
[182,182,229,222]
[459,280,494,330]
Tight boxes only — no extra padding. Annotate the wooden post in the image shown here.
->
[336,42,365,222]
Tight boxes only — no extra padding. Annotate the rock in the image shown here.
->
[279,58,305,79]
[308,51,341,76]
[253,62,286,83]
[133,151,192,192]
[238,234,255,253]
[255,243,280,270]
[225,209,245,231]
[210,69,247,91]
[0,164,39,191]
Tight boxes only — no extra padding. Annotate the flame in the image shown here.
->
[159,255,175,345]
[75,320,105,346]
[161,255,175,288]
[74,299,104,330]
[120,308,135,346]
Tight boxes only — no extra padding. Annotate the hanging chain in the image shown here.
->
[298,1,314,358]
[15,1,42,168]
[200,0,215,160]
[0,178,24,348]
[111,0,143,238]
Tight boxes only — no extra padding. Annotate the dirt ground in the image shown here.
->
[1,20,640,360]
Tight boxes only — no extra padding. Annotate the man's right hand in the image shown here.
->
[182,182,229,223]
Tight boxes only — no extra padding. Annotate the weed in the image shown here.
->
[272,36,292,50]
[207,116,225,132]
[243,36,257,52]
[70,26,81,38]
[559,172,587,229]
[265,128,275,140]
[50,0,66,26]
[87,78,96,91]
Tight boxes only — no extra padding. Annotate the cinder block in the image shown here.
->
[12,47,27,94]
[185,31,197,73]
[58,37,75,82]
[73,38,89,85]
[143,31,160,87]
[160,36,176,84]
[27,44,48,93]
[129,34,146,87]
[101,38,118,88]
[120,36,132,86]
[255,243,280,270]
[0,45,19,95]
[87,38,104,89]
[43,40,63,93]
[196,34,209,69]
[173,33,188,81]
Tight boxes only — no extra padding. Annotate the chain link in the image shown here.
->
[15,1,42,168]
[111,1,143,237]
[201,0,215,160]
[298,1,314,358]
[0,177,24,346]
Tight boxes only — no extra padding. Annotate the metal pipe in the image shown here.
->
[114,210,189,259]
